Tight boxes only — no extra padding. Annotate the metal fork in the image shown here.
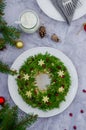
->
[62,0,75,16]
[73,0,82,8]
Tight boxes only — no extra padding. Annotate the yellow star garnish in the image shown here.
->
[38,59,44,66]
[42,96,49,103]
[58,87,64,92]
[57,70,64,77]
[26,91,32,98]
[23,74,30,80]
[52,63,54,66]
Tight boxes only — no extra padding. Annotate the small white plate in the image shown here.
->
[8,47,78,118]
[36,0,86,21]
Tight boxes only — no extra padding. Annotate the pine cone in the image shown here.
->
[39,26,46,38]
[51,34,60,42]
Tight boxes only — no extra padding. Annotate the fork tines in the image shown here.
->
[62,0,81,16]
[73,0,82,8]
[62,0,75,16]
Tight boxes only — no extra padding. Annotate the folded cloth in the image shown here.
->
[51,0,78,24]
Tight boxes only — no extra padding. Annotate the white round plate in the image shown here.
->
[8,47,78,118]
[36,0,86,21]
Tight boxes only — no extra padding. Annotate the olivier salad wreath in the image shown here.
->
[16,52,71,111]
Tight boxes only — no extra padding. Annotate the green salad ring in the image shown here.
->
[16,52,71,111]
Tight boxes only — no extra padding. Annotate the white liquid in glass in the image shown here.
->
[21,12,37,29]
[19,10,40,33]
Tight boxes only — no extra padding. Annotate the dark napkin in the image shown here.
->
[51,0,78,24]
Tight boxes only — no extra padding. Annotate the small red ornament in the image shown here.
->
[83,23,86,31]
[0,96,5,105]
[77,23,86,35]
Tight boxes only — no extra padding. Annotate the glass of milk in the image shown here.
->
[19,10,40,33]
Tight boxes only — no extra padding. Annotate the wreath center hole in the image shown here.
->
[35,73,51,90]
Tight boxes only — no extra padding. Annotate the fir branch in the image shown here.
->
[0,61,11,74]
[0,104,38,130]
[0,0,6,16]
[0,106,18,130]
[0,38,6,50]
[0,104,9,126]
[14,114,37,130]
[1,25,20,46]
[0,0,21,49]
[0,61,17,75]
[0,17,7,31]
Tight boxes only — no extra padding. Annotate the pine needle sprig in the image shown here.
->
[0,17,7,30]
[0,104,38,130]
[0,38,6,50]
[0,106,18,130]
[14,114,37,130]
[1,26,20,46]
[0,0,21,50]
[0,0,6,16]
[0,104,9,123]
[0,61,17,75]
[0,61,11,74]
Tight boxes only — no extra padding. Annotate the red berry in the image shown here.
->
[57,66,61,69]
[47,102,51,105]
[34,89,38,95]
[73,126,77,129]
[80,109,84,113]
[62,85,64,88]
[69,113,73,117]
[61,75,64,78]
[56,93,58,96]
[82,89,86,93]
[54,79,56,82]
